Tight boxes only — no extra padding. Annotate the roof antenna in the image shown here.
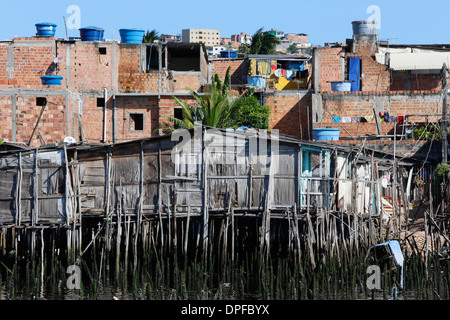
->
[63,16,69,40]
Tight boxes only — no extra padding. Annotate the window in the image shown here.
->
[145,45,166,71]
[98,47,107,55]
[36,97,47,106]
[174,108,183,129]
[97,97,105,107]
[130,113,144,131]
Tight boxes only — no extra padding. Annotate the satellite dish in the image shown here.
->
[64,136,76,145]
[54,56,64,64]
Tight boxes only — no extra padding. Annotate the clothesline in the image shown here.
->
[332,112,405,123]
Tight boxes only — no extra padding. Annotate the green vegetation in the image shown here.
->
[412,125,442,140]
[434,163,449,185]
[249,27,281,55]
[228,95,270,129]
[143,29,160,43]
[159,67,269,134]
[287,43,299,54]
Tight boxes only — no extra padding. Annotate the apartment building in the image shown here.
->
[181,29,220,46]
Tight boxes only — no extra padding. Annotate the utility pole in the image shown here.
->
[442,63,448,163]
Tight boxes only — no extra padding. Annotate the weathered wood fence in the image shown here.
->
[0,125,439,268]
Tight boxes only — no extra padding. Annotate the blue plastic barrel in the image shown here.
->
[79,26,105,41]
[119,29,145,44]
[331,81,351,92]
[220,50,237,58]
[41,75,63,86]
[312,128,340,141]
[35,23,57,37]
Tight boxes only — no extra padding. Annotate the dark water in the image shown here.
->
[1,257,448,301]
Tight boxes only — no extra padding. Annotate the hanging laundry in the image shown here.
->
[342,117,351,123]
[286,69,295,80]
[351,117,360,122]
[332,116,341,123]
[360,117,367,123]
[389,116,398,122]
[398,116,404,123]
[364,115,374,122]
[384,112,390,122]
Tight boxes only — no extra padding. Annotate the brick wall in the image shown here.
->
[346,51,390,92]
[210,59,247,85]
[69,41,118,91]
[115,96,159,142]
[265,91,311,138]
[316,91,442,138]
[0,96,13,141]
[0,38,56,89]
[391,73,442,91]
[314,47,343,92]
[15,95,67,147]
[314,41,390,93]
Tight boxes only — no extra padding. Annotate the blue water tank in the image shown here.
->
[41,75,63,86]
[220,50,237,58]
[35,23,57,37]
[312,128,340,141]
[79,26,105,41]
[331,81,351,92]
[119,29,145,44]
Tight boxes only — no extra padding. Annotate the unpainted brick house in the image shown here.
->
[0,36,211,146]
[311,31,448,145]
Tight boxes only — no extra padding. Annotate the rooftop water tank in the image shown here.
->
[220,50,237,58]
[40,75,63,86]
[119,29,145,44]
[312,128,340,141]
[352,19,377,35]
[35,22,57,37]
[79,26,105,41]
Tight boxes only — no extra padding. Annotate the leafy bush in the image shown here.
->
[229,96,270,129]
[434,163,449,185]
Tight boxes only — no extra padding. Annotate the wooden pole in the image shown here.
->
[16,152,22,226]
[157,148,164,258]
[442,63,448,164]
[33,148,39,227]
[134,142,144,272]
[201,126,209,262]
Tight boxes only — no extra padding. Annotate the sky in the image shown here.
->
[0,0,449,46]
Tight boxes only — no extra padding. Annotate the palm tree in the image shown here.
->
[249,28,280,55]
[143,29,160,43]
[159,67,255,133]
